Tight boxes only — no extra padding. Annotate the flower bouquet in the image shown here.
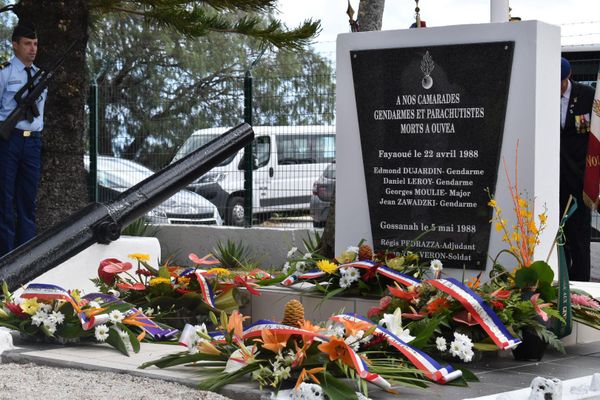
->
[0,281,177,355]
[280,242,427,299]
[93,253,271,329]
[141,300,476,399]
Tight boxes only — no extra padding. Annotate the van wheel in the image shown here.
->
[226,196,245,226]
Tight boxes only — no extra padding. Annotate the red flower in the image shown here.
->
[452,310,479,326]
[387,285,419,302]
[361,264,379,281]
[136,268,153,277]
[490,300,505,310]
[490,288,512,300]
[116,282,145,291]
[367,296,391,318]
[234,275,261,296]
[426,297,450,314]
[98,258,132,285]
[5,302,28,319]
[401,311,426,320]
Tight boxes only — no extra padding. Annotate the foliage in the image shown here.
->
[121,217,157,237]
[212,239,255,270]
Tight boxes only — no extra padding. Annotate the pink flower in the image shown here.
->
[571,294,600,309]
[530,293,551,322]
[116,282,146,291]
[188,253,220,266]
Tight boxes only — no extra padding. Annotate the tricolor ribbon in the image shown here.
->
[81,292,179,340]
[281,260,421,288]
[20,283,82,311]
[331,314,462,384]
[427,278,521,350]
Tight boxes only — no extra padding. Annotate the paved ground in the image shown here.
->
[1,333,599,400]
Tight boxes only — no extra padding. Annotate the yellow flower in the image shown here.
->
[316,260,338,274]
[20,298,41,315]
[538,213,547,225]
[148,277,171,286]
[128,253,151,262]
[495,220,505,232]
[487,199,497,207]
[177,276,191,286]
[206,268,230,277]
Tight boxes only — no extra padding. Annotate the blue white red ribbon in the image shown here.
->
[20,283,82,311]
[377,265,422,287]
[331,313,462,384]
[427,278,521,350]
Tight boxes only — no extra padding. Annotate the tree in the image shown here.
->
[0,0,319,231]
[319,0,384,258]
[87,13,334,170]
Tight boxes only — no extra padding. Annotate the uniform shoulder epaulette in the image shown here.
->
[0,61,10,70]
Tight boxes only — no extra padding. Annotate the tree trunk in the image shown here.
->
[318,0,384,258]
[357,0,385,31]
[15,0,90,231]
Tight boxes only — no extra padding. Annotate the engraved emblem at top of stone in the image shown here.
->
[421,51,435,90]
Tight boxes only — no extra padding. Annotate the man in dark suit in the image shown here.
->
[560,57,595,281]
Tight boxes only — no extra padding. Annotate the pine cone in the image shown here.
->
[281,299,304,328]
[358,244,373,261]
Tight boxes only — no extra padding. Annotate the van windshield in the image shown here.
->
[172,134,236,166]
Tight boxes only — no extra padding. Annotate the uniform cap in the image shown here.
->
[561,57,571,81]
[12,23,37,42]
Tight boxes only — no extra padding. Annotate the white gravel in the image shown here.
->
[0,363,232,400]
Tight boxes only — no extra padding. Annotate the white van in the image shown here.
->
[171,126,335,225]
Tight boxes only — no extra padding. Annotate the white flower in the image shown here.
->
[95,325,109,342]
[39,304,53,313]
[44,321,57,335]
[449,341,462,358]
[340,266,360,281]
[324,322,345,337]
[380,308,415,343]
[339,276,352,288]
[88,301,101,309]
[460,348,474,362]
[430,259,443,278]
[108,310,124,323]
[345,335,361,351]
[273,365,291,380]
[195,323,208,337]
[50,311,65,325]
[303,252,312,260]
[144,307,154,317]
[453,332,473,348]
[187,345,199,355]
[346,246,359,254]
[117,328,129,340]
[295,261,307,273]
[108,289,120,298]
[292,383,325,400]
[283,262,291,275]
[287,247,298,258]
[31,311,47,326]
[436,336,447,351]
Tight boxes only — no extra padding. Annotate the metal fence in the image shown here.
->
[86,57,336,229]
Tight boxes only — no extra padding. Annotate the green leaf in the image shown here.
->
[318,371,358,400]
[530,261,554,285]
[106,327,129,356]
[537,282,557,302]
[407,317,441,349]
[55,322,85,339]
[158,265,171,279]
[473,342,500,352]
[118,323,141,353]
[515,267,538,288]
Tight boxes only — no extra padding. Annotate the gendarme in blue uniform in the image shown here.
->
[0,54,47,256]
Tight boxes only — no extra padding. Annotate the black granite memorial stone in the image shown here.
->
[351,42,514,270]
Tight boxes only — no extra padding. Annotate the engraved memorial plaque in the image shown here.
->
[351,42,514,270]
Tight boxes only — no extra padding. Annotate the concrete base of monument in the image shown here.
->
[242,285,600,345]
[21,236,161,295]
[1,332,599,400]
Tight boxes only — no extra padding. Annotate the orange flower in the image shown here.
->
[255,329,290,354]
[426,297,450,314]
[82,306,108,318]
[298,319,322,344]
[198,340,222,355]
[227,310,249,338]
[340,318,372,337]
[318,337,354,367]
[295,367,324,390]
[467,276,481,289]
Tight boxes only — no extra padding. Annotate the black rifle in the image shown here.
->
[0,40,77,140]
